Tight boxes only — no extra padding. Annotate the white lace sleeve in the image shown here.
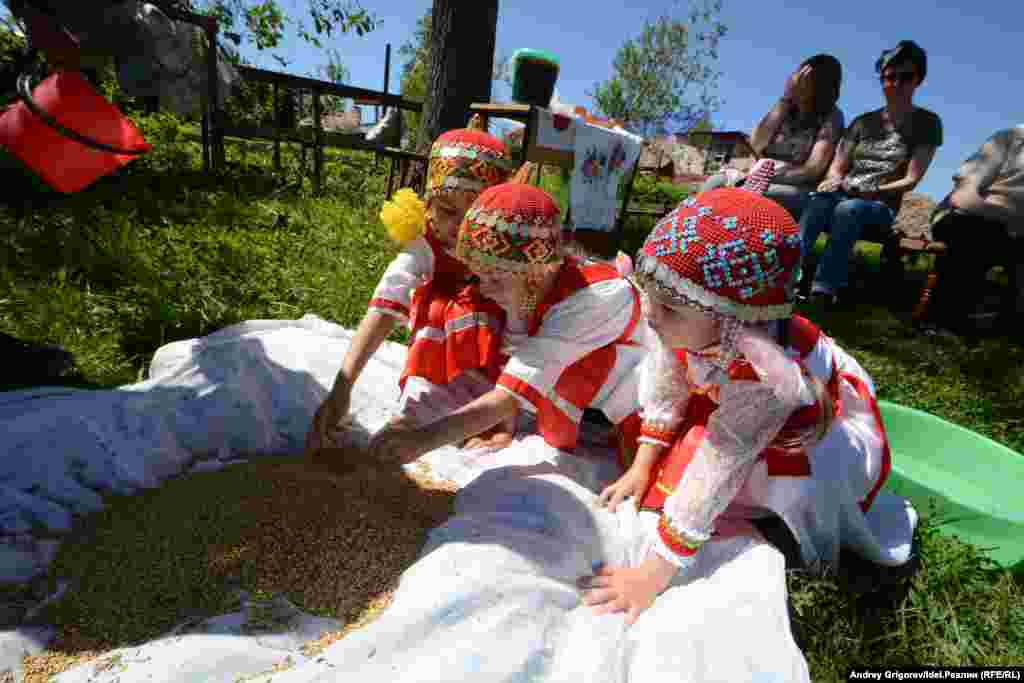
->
[652,331,815,567]
[637,331,689,447]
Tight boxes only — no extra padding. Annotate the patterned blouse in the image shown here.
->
[761,106,845,188]
[636,329,819,567]
[841,107,943,214]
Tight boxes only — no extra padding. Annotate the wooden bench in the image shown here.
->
[214,65,426,196]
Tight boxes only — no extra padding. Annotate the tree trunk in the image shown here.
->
[415,0,499,152]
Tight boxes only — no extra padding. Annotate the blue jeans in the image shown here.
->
[799,192,896,294]
[701,173,811,220]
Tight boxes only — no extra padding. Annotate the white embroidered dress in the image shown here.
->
[634,322,917,571]
[496,271,645,428]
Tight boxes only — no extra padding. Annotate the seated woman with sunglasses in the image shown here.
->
[799,41,943,305]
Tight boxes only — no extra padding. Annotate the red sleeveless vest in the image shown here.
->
[639,315,891,514]
[399,232,507,389]
[496,258,642,454]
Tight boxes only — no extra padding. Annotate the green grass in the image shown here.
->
[792,509,1024,676]
[1,112,400,388]
[801,241,1024,454]
[2,110,1022,673]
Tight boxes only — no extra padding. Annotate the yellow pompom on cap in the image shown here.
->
[380,188,427,245]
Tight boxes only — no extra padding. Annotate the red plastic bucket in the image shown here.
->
[0,71,151,193]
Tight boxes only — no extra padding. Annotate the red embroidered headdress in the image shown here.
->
[425,116,513,201]
[636,162,802,322]
[456,182,563,278]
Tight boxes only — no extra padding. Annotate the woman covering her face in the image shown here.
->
[702,54,845,220]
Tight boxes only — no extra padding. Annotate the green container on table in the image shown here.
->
[511,48,560,108]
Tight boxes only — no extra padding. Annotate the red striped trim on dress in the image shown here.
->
[639,426,678,445]
[369,298,410,319]
[840,372,892,514]
[497,374,546,413]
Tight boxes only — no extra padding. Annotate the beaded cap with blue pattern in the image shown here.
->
[636,163,802,321]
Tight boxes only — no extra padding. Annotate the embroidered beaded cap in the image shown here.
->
[636,182,802,322]
[456,182,563,277]
[425,120,513,201]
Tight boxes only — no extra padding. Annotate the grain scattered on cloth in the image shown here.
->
[20,452,457,682]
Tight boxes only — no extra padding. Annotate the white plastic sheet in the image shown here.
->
[272,463,810,682]
[2,315,813,680]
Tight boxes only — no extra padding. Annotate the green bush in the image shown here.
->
[630,174,690,206]
[128,111,199,172]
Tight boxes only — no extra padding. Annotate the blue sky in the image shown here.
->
[234,0,1022,203]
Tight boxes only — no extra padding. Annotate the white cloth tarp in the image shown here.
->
[272,463,809,682]
[1,314,900,681]
[2,316,388,544]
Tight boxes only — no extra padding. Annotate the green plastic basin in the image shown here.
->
[879,400,1024,570]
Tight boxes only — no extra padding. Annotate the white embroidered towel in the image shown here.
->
[570,124,642,232]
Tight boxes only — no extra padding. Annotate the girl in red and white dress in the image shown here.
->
[366,180,646,467]
[582,180,917,624]
[307,117,514,456]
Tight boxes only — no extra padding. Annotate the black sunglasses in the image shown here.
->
[880,71,917,85]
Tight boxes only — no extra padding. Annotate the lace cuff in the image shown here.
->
[637,333,689,439]
[651,534,700,570]
[638,434,675,448]
[658,513,709,554]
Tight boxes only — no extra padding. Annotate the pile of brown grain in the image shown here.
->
[21,453,457,682]
[218,455,456,621]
